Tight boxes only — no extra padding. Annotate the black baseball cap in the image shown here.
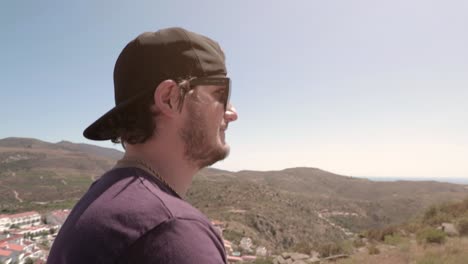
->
[83,27,227,141]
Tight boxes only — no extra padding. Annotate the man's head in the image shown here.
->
[83,27,237,167]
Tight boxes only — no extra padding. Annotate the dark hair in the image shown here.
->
[110,79,191,145]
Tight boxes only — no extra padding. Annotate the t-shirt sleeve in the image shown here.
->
[118,218,227,264]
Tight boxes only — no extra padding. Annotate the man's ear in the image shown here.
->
[152,80,181,117]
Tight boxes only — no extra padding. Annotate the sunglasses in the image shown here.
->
[189,77,231,110]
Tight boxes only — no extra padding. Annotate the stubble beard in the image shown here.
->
[179,102,229,169]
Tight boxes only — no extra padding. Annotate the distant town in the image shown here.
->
[0,210,266,264]
[0,210,69,264]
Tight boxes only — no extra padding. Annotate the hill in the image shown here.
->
[1,137,467,252]
[187,168,468,251]
[0,137,123,209]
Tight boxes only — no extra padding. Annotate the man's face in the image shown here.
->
[179,83,237,168]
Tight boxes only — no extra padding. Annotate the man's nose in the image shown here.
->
[224,103,238,122]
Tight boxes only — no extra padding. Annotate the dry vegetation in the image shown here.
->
[333,198,468,264]
[187,170,468,252]
[333,237,468,264]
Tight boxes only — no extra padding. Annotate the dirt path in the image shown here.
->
[317,211,354,236]
[13,190,23,203]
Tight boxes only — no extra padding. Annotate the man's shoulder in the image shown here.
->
[119,214,226,264]
[84,167,209,227]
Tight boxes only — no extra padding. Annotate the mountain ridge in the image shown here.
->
[1,137,467,251]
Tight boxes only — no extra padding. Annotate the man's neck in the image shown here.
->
[122,137,198,197]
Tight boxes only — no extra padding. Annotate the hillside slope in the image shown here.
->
[1,137,467,251]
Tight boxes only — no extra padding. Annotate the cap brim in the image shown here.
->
[83,90,151,141]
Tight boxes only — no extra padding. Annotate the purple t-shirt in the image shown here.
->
[47,167,227,264]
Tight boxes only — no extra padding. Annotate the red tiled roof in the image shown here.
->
[227,256,243,262]
[52,209,70,215]
[0,249,12,257]
[0,234,22,244]
[1,243,24,251]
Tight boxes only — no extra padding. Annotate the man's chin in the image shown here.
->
[195,146,230,169]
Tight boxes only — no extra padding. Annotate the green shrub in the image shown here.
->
[423,198,468,227]
[417,228,446,244]
[384,233,403,245]
[439,199,468,218]
[223,229,244,244]
[340,240,355,255]
[457,217,468,236]
[352,238,365,248]
[365,226,397,241]
[367,244,380,255]
[291,241,314,255]
[423,207,451,226]
[24,258,34,264]
[403,221,423,234]
[364,229,381,241]
[317,242,345,258]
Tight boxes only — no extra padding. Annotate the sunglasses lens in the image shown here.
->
[189,77,231,109]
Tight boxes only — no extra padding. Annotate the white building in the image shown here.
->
[255,246,268,257]
[11,225,53,237]
[239,237,253,252]
[0,212,41,232]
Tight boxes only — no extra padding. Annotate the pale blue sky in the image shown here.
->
[1,0,467,178]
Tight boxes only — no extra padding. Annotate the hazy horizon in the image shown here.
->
[2,135,467,185]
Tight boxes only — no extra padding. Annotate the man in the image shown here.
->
[47,27,238,264]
